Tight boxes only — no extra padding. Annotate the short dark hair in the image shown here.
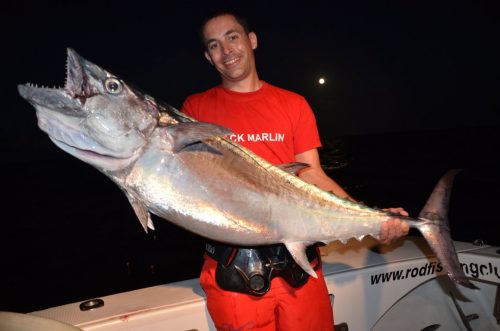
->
[200,9,251,47]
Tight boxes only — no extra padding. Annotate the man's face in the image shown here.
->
[202,15,257,84]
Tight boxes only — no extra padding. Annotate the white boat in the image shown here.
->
[1,236,499,330]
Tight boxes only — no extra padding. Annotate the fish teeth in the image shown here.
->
[64,57,69,89]
[26,82,62,89]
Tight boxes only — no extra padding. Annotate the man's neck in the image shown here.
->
[222,75,262,93]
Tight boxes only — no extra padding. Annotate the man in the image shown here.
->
[181,10,409,331]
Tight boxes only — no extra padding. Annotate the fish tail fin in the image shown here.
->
[416,169,478,289]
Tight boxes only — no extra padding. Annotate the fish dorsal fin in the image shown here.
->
[162,122,233,153]
[284,242,317,278]
[277,162,310,176]
[124,191,155,232]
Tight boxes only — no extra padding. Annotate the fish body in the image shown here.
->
[18,49,476,289]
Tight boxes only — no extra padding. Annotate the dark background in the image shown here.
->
[1,1,499,313]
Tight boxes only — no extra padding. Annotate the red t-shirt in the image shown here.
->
[181,82,321,165]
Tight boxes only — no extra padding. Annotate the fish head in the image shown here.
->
[18,48,160,171]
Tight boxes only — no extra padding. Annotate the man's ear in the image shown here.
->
[249,32,258,50]
[204,51,214,65]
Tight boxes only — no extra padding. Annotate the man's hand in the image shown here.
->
[378,207,410,244]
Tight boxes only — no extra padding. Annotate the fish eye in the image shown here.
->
[104,78,123,94]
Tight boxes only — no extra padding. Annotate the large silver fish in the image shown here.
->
[18,48,476,289]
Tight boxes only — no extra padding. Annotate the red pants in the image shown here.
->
[200,255,334,331]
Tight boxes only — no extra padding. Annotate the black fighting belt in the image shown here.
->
[205,241,320,296]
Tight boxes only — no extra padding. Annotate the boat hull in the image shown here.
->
[18,237,500,331]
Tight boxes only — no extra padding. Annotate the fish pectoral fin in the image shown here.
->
[284,242,318,278]
[163,122,233,153]
[277,162,310,176]
[124,191,154,233]
[181,142,224,155]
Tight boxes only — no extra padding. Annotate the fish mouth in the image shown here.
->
[18,48,93,112]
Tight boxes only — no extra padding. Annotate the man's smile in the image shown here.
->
[223,56,241,67]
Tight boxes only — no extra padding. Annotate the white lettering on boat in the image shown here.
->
[370,261,500,285]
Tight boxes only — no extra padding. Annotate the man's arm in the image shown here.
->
[295,148,409,244]
[295,148,355,201]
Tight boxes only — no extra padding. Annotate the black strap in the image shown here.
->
[205,241,236,266]
[204,241,320,296]
[205,241,319,266]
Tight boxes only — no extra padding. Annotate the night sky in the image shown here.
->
[5,1,499,143]
[1,1,499,312]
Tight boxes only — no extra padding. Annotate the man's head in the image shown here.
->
[200,10,251,40]
[200,10,259,88]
